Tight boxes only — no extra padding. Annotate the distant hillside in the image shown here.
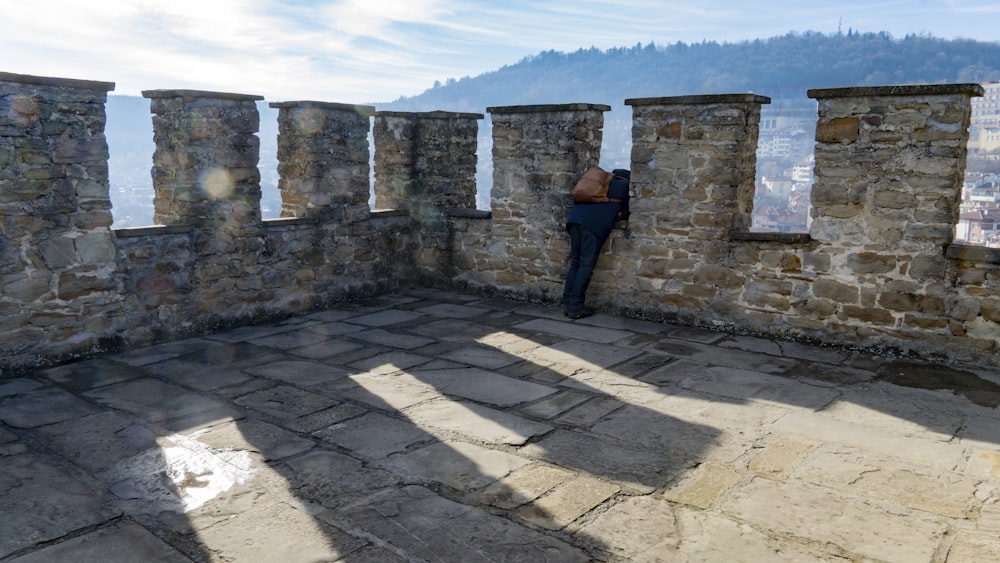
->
[105,31,1000,223]
[382,31,1000,111]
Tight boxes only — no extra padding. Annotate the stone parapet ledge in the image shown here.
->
[0,71,115,92]
[625,93,772,106]
[487,103,611,114]
[370,209,409,218]
[113,224,193,238]
[263,217,321,230]
[141,89,264,101]
[446,208,491,219]
[376,109,484,119]
[270,100,375,116]
[730,231,812,244]
[808,83,985,99]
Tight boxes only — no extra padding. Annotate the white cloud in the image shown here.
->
[2,0,997,104]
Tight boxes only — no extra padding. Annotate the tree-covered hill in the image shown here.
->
[381,31,1000,111]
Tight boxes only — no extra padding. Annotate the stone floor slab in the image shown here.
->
[414,302,489,318]
[345,350,433,374]
[405,399,553,445]
[0,454,120,558]
[196,419,315,461]
[281,449,401,510]
[476,463,576,510]
[388,441,531,490]
[288,338,365,360]
[34,411,160,474]
[8,521,191,563]
[521,429,693,493]
[672,508,848,562]
[721,477,948,562]
[38,358,144,391]
[519,389,590,419]
[350,328,435,349]
[113,337,219,366]
[947,530,1000,562]
[514,318,633,344]
[559,369,667,405]
[410,367,556,406]
[524,338,644,372]
[244,359,350,387]
[84,378,241,431]
[189,500,369,562]
[0,378,43,397]
[144,359,253,390]
[410,318,492,342]
[347,309,424,327]
[652,338,801,374]
[332,371,441,411]
[794,445,979,518]
[0,387,99,428]
[574,495,681,560]
[439,345,522,369]
[313,412,430,458]
[678,365,840,409]
[336,485,587,562]
[516,475,619,530]
[822,382,968,441]
[575,313,669,335]
[772,410,968,471]
[248,328,333,350]
[235,384,336,420]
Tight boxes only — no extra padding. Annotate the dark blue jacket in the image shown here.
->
[566,169,631,241]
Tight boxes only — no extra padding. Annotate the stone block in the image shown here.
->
[842,304,896,324]
[722,478,946,562]
[813,277,859,303]
[815,117,860,143]
[516,475,619,530]
[661,462,741,509]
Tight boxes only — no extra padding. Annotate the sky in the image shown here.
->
[3,0,999,105]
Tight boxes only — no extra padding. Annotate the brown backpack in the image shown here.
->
[571,166,622,203]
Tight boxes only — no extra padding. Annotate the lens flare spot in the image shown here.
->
[199,168,234,200]
[7,95,40,125]
[292,107,326,135]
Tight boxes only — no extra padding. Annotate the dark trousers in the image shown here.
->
[562,223,602,310]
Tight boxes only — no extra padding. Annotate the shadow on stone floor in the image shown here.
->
[3,288,1000,561]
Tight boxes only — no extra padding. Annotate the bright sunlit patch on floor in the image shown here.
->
[105,431,256,513]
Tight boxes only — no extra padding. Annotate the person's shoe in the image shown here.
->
[564,306,594,319]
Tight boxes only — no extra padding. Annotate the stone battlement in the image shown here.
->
[1,71,996,373]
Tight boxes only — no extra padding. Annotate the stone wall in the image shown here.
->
[0,72,120,364]
[449,85,999,366]
[1,75,416,372]
[2,71,999,372]
[449,104,610,300]
[373,110,482,281]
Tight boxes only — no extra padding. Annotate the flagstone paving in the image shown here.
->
[2,288,1000,562]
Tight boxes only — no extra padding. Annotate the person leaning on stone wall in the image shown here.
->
[562,169,631,319]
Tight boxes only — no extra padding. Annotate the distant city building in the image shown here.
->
[957,173,1000,246]
[969,81,1000,157]
[971,81,1000,128]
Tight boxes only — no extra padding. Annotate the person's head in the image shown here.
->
[608,169,630,200]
